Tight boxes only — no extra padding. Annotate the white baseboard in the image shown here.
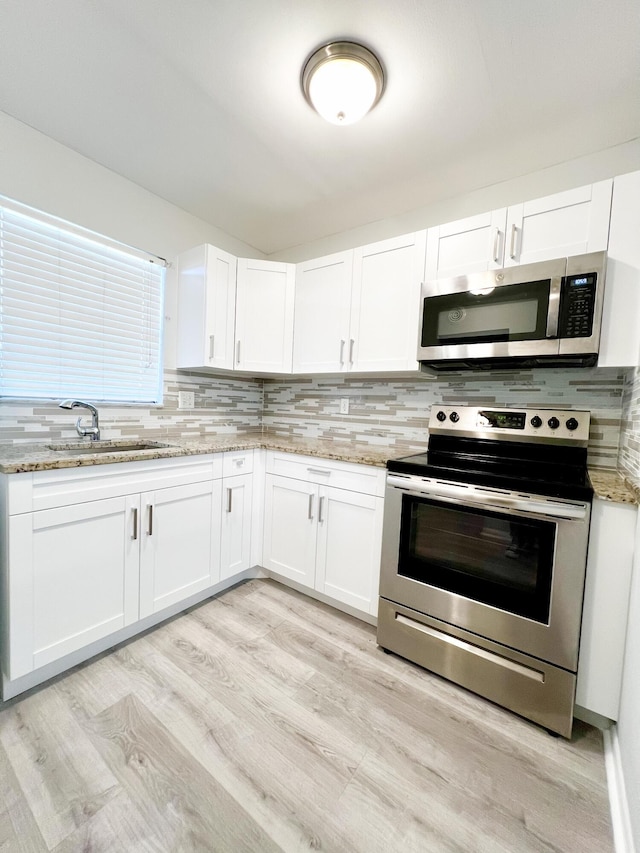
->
[604,726,637,853]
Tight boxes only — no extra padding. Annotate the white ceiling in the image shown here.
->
[0,0,638,255]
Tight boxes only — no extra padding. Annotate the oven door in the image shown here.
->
[379,476,591,671]
[417,258,565,362]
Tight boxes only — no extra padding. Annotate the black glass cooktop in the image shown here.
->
[388,436,593,502]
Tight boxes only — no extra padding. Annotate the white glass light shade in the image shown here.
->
[302,42,384,126]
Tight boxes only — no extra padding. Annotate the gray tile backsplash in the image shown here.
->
[620,367,640,486]
[0,365,635,476]
[262,367,627,469]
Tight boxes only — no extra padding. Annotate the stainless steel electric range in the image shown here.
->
[378,405,593,738]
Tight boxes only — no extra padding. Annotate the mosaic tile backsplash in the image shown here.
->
[262,367,627,470]
[620,367,640,486]
[0,365,634,475]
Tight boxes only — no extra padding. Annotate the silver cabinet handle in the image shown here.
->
[132,507,138,540]
[307,467,331,475]
[147,504,153,536]
[236,340,241,365]
[509,223,518,260]
[349,338,355,364]
[209,335,215,359]
[227,487,233,513]
[492,227,501,263]
[308,493,314,520]
[318,496,325,524]
[339,339,345,365]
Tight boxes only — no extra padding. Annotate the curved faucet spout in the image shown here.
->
[59,400,101,441]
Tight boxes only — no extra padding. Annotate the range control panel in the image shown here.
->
[429,405,590,445]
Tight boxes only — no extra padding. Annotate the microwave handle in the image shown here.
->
[546,277,562,338]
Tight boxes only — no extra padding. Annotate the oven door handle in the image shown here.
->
[386,476,588,520]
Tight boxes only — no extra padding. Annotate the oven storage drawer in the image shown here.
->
[377,597,576,737]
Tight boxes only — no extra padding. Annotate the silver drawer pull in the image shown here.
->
[395,614,544,682]
[492,227,501,263]
[147,505,153,536]
[307,467,331,476]
[318,496,325,523]
[227,487,233,513]
[339,339,345,365]
[308,493,314,520]
[132,507,138,540]
[209,335,215,359]
[509,223,518,259]
[349,338,355,364]
[236,340,241,364]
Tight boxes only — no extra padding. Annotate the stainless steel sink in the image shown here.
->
[46,441,174,456]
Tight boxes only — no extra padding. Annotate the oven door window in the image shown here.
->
[421,280,551,347]
[398,496,555,623]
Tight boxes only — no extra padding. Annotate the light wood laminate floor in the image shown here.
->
[0,579,614,852]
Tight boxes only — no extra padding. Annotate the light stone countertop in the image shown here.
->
[588,468,640,506]
[2,436,637,507]
[0,433,405,475]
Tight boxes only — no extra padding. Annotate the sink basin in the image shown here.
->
[47,441,174,456]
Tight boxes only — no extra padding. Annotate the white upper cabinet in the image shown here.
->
[425,209,507,280]
[350,231,427,372]
[293,251,354,373]
[177,243,237,370]
[503,180,612,267]
[425,180,613,281]
[598,170,640,368]
[235,258,295,373]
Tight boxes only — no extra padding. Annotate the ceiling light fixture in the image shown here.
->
[301,41,385,126]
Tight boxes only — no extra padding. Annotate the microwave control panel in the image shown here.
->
[558,272,597,338]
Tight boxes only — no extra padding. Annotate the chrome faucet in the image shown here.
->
[59,400,101,441]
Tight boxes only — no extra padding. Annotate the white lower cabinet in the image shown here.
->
[139,480,223,618]
[8,495,140,678]
[262,453,385,617]
[220,472,253,580]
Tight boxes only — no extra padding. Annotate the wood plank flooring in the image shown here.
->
[0,579,614,852]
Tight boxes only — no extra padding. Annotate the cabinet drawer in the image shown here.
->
[222,449,254,477]
[265,451,385,496]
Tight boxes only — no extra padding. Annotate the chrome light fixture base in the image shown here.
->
[301,41,385,125]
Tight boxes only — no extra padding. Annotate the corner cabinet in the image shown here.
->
[176,248,295,374]
[292,233,426,375]
[425,180,612,280]
[234,258,295,373]
[262,452,386,617]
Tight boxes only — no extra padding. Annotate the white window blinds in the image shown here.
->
[0,201,164,403]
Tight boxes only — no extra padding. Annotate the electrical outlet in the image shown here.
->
[178,390,195,409]
[339,398,349,415]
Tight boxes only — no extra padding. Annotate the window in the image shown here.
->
[0,198,165,404]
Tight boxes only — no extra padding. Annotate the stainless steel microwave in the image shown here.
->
[417,251,606,372]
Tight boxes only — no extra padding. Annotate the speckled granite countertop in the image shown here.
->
[588,468,640,505]
[0,434,403,475]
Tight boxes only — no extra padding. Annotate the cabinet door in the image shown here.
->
[350,231,427,372]
[504,180,612,267]
[424,210,507,280]
[177,243,237,370]
[235,258,295,373]
[139,480,222,619]
[293,251,353,373]
[315,487,384,616]
[220,473,253,581]
[7,495,140,679]
[262,475,317,587]
[598,170,640,368]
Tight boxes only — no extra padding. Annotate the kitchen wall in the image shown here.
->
[262,367,626,469]
[619,367,640,486]
[0,370,262,444]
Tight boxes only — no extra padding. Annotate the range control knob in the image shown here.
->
[566,417,579,431]
[548,417,560,430]
[449,411,460,423]
[436,410,447,422]
[530,416,542,428]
